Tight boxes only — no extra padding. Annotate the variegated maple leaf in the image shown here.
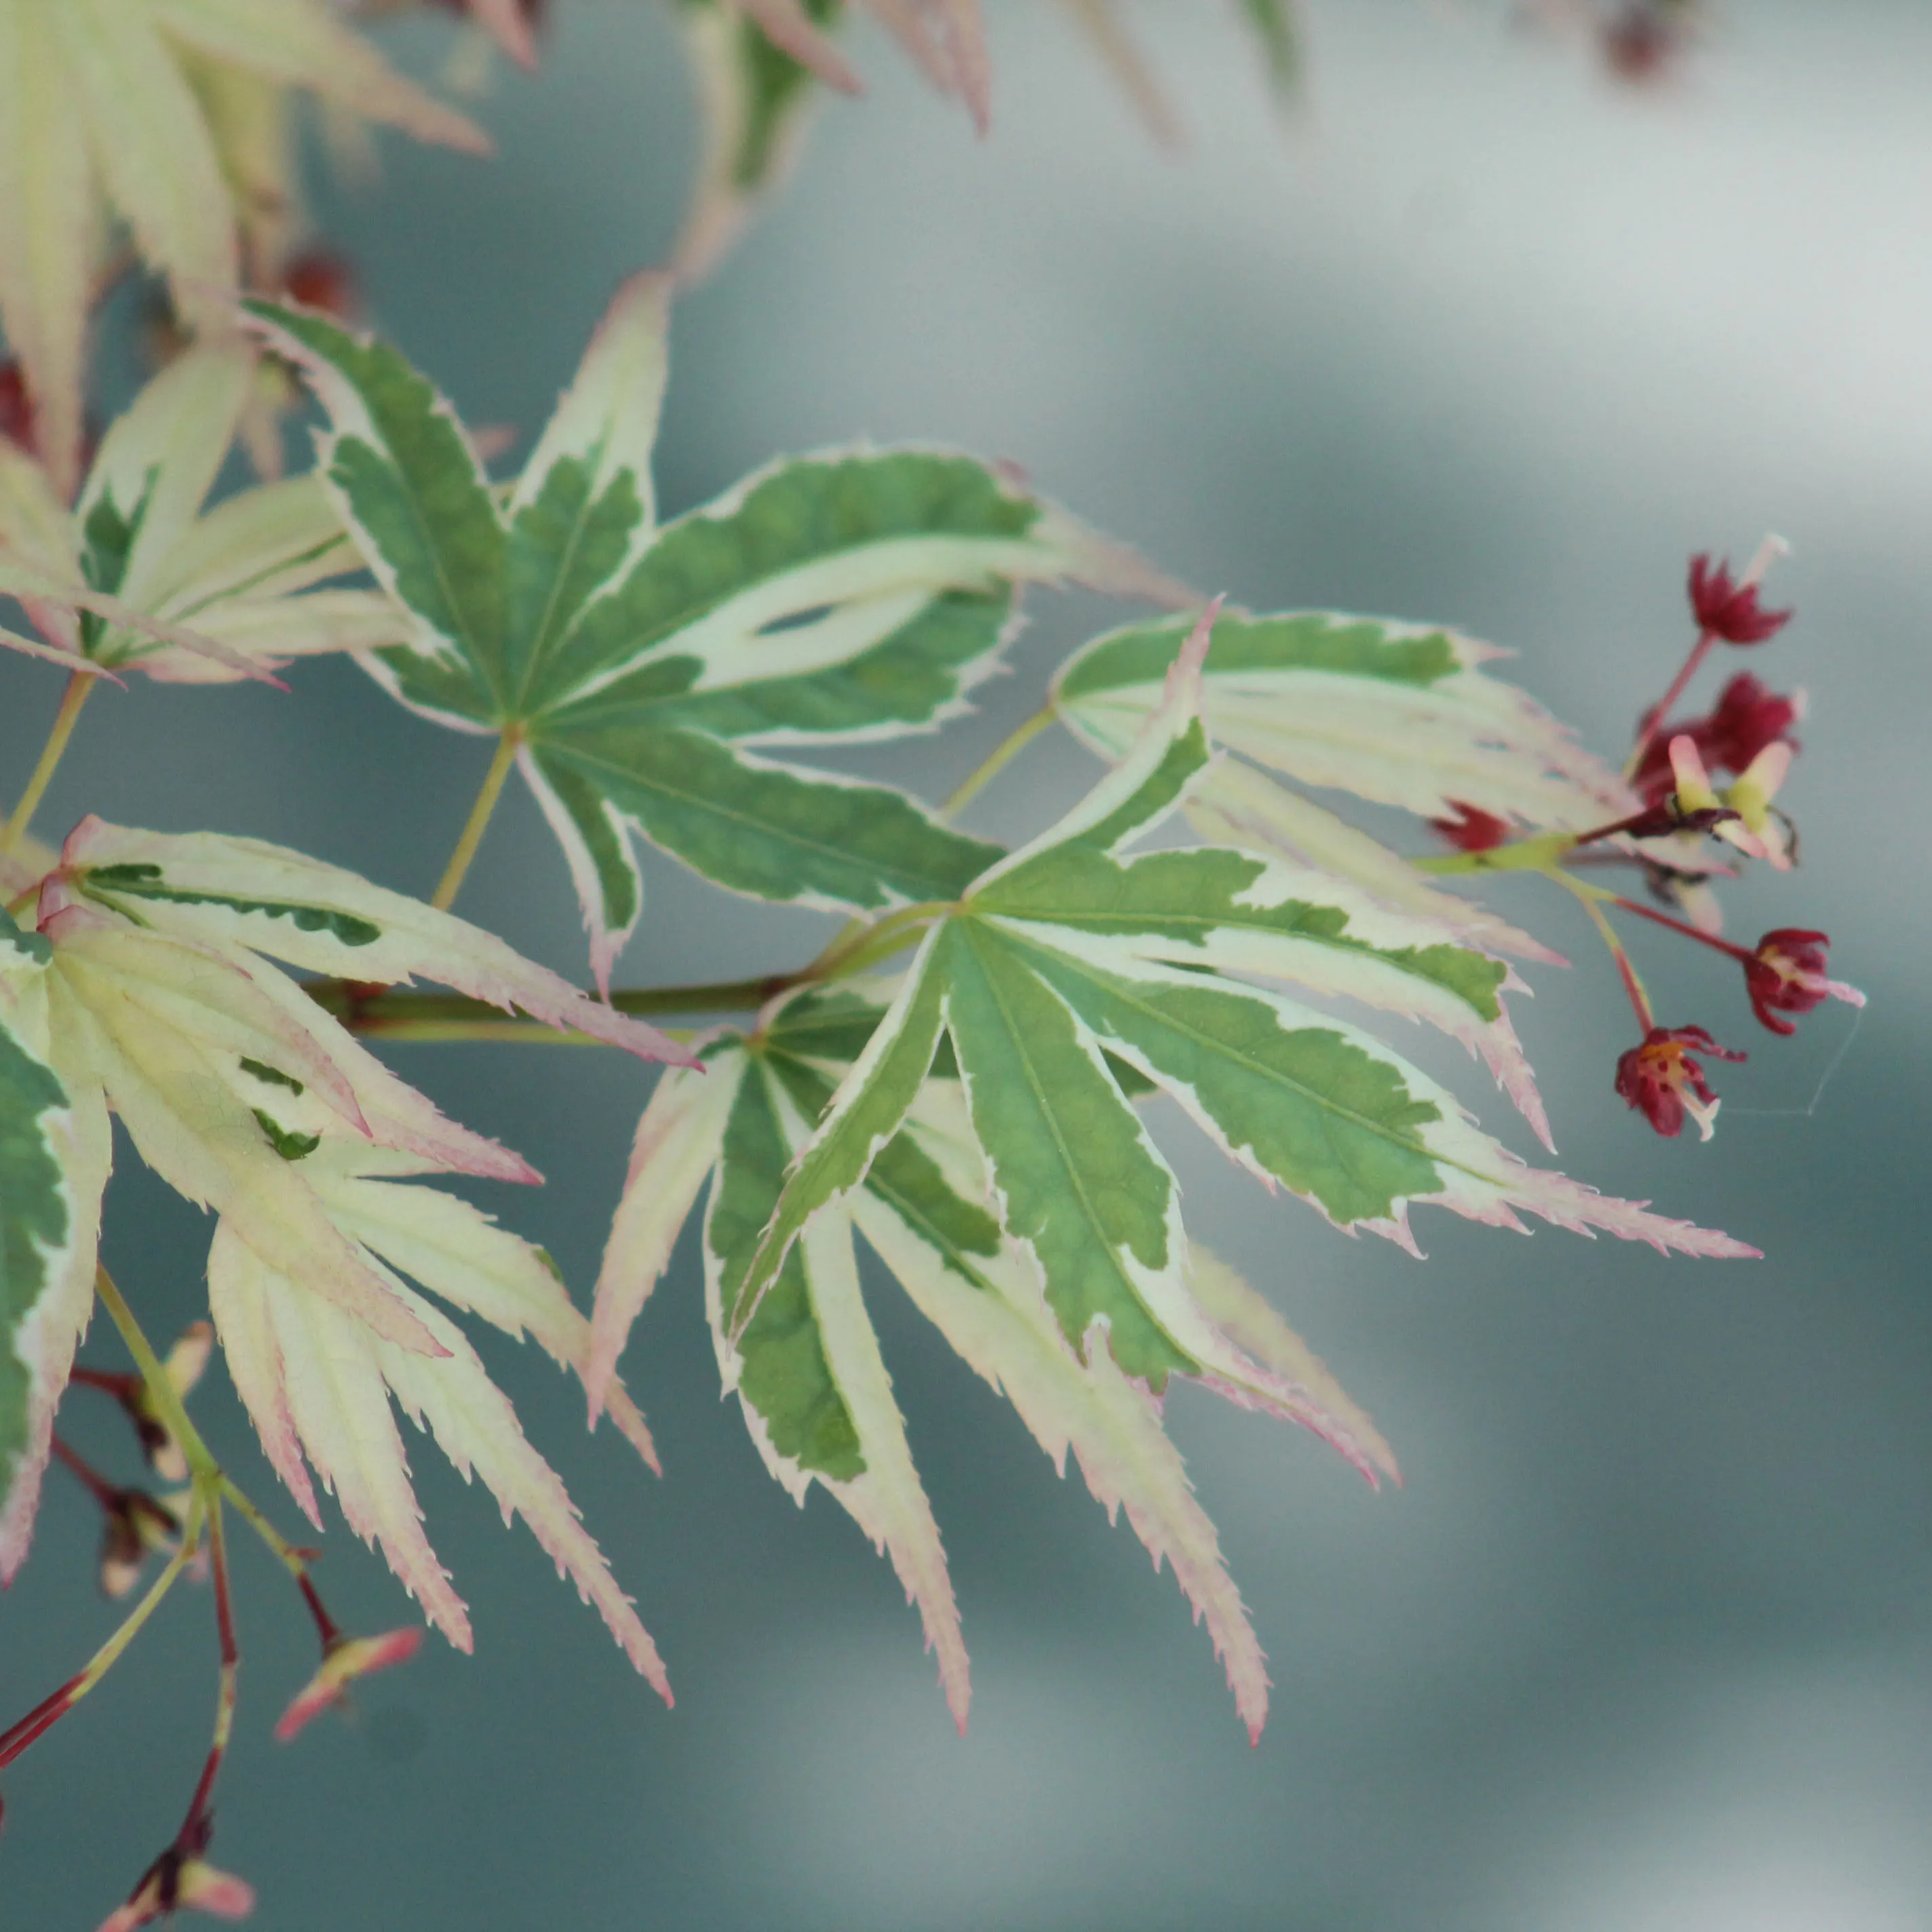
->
[0,0,486,497]
[664,0,1299,277]
[0,818,686,1687]
[242,273,1180,989]
[584,616,1752,1737]
[0,339,406,683]
[587,999,1387,1739]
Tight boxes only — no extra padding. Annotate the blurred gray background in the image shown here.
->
[4,3,1931,1927]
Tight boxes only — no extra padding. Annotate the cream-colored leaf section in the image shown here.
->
[568,530,1108,714]
[196,942,538,1186]
[1184,1244,1395,1482]
[145,590,408,680]
[81,344,254,606]
[149,0,489,153]
[144,477,360,613]
[512,271,671,537]
[55,0,237,327]
[60,820,695,1069]
[801,1203,970,1730]
[1058,619,1634,832]
[0,435,77,580]
[319,1153,660,1472]
[0,549,278,683]
[0,625,109,676]
[42,928,446,1356]
[982,604,1213,885]
[210,1225,469,1641]
[851,1191,1271,1743]
[207,1215,316,1521]
[1182,757,1561,967]
[369,1272,668,1693]
[183,50,296,284]
[587,1056,743,1421]
[0,0,94,495]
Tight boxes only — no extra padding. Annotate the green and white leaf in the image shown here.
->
[741,617,1750,1373]
[670,0,843,282]
[1053,610,1637,833]
[0,986,91,1581]
[248,289,1177,983]
[703,1040,968,1724]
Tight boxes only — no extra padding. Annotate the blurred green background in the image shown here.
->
[4,3,1930,1927]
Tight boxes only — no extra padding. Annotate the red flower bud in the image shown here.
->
[1615,1024,1745,1140]
[1688,553,1792,646]
[278,250,360,323]
[1427,801,1512,852]
[1743,929,1865,1036]
[0,361,31,452]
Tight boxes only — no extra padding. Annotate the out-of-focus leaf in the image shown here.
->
[0,345,383,688]
[0,0,483,495]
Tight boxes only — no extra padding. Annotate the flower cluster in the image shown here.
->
[1608,549,1858,1134]
[1425,540,1861,1140]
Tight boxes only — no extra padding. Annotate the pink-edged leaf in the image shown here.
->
[851,1183,1271,1741]
[735,0,863,92]
[371,1275,668,1694]
[316,1147,659,1471]
[212,1228,471,1644]
[798,1206,969,1729]
[1184,1243,1397,1482]
[587,1056,743,1422]
[148,0,490,153]
[58,819,697,1068]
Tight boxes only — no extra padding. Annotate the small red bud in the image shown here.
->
[1428,801,1512,852]
[1688,552,1792,646]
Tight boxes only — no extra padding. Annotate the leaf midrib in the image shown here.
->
[954,921,1182,1359]
[1003,927,1505,1203]
[341,431,505,714]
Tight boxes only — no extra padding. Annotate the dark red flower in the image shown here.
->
[1428,801,1512,852]
[1634,672,1801,801]
[279,249,360,322]
[0,360,31,452]
[1743,928,1864,1036]
[1688,552,1792,646]
[1615,1024,1745,1140]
